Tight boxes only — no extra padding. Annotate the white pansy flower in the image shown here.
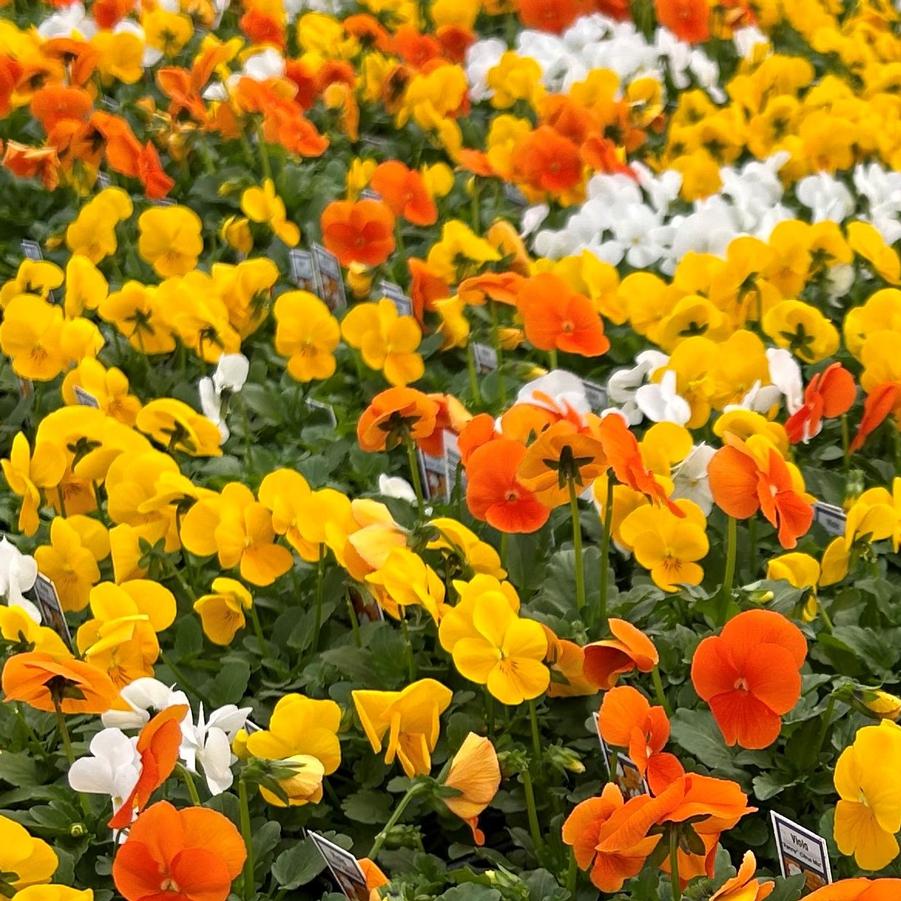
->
[671,444,716,515]
[68,729,141,815]
[635,370,691,425]
[101,677,189,730]
[379,475,417,504]
[0,538,39,622]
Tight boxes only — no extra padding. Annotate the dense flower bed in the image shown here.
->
[0,0,899,899]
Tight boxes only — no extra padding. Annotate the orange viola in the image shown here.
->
[708,433,813,548]
[466,438,549,533]
[598,686,684,793]
[109,705,189,828]
[807,880,901,900]
[562,783,660,893]
[850,382,899,453]
[370,161,437,226]
[357,387,440,452]
[655,0,710,43]
[517,420,607,507]
[711,851,774,901]
[582,619,659,689]
[2,651,117,715]
[516,0,593,34]
[691,609,806,749]
[517,273,609,357]
[512,126,583,195]
[321,199,395,267]
[112,801,245,901]
[785,363,856,444]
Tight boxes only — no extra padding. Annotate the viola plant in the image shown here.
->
[0,0,899,900]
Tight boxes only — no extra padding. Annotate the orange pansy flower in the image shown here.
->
[113,801,245,901]
[711,851,774,901]
[408,258,451,321]
[457,414,499,465]
[562,783,660,893]
[807,880,901,900]
[109,705,189,828]
[2,651,117,715]
[850,382,899,453]
[544,627,598,698]
[707,433,813,548]
[786,363,856,445]
[30,85,92,133]
[598,686,684,793]
[582,618,659,689]
[418,393,471,457]
[691,609,806,749]
[512,126,583,194]
[321,199,395,267]
[357,387,440,452]
[466,438,550,533]
[517,420,607,507]
[654,0,711,43]
[517,273,609,357]
[516,0,593,33]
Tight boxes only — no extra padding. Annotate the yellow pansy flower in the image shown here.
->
[365,547,445,621]
[341,298,424,386]
[0,432,66,536]
[273,291,339,382]
[34,517,101,613]
[137,205,203,277]
[0,815,58,891]
[194,578,253,646]
[240,180,300,247]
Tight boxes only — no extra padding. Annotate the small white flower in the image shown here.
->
[635,370,691,425]
[379,475,417,504]
[520,204,549,238]
[242,49,286,81]
[671,444,716,514]
[68,729,141,815]
[606,351,669,405]
[213,353,250,393]
[38,3,96,39]
[796,173,854,222]
[733,26,768,58]
[516,370,590,421]
[181,703,251,795]
[766,348,804,415]
[101,677,189,730]
[0,538,39,622]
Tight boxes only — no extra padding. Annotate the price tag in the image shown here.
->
[307,831,370,900]
[771,811,832,893]
[813,502,846,537]
[472,342,498,374]
[592,713,648,800]
[312,243,347,313]
[30,573,73,650]
[378,279,413,317]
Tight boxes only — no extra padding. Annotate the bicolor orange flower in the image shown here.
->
[563,783,660,893]
[517,274,609,357]
[599,686,684,793]
[850,383,899,453]
[544,627,598,698]
[112,801,245,901]
[786,363,856,444]
[321,199,395,267]
[708,433,813,548]
[466,438,549,533]
[109,705,188,828]
[518,421,606,506]
[2,652,117,715]
[370,161,437,226]
[357,387,440,452]
[691,609,806,749]
[583,619,659,690]
[441,733,501,845]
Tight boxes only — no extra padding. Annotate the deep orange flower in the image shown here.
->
[321,199,396,267]
[239,8,285,47]
[357,387,440,452]
[599,414,683,514]
[391,26,442,69]
[0,57,22,117]
[371,161,437,226]
[418,393,471,457]
[93,0,132,28]
[655,0,711,43]
[2,651,117,714]
[517,273,608,356]
[563,783,660,893]
[30,85,92,133]
[850,382,899,452]
[343,15,392,52]
[516,0,593,33]
[110,705,189,828]
[455,149,495,178]
[544,627,598,697]
[4,142,60,190]
[512,126,583,194]
[113,801,245,901]
[466,438,550,533]
[459,272,524,306]
[599,686,684,793]
[691,609,806,749]
[457,413,499,465]
[807,880,901,900]
[582,136,637,178]
[136,142,174,200]
[582,618,659,689]
[408,258,451,321]
[437,26,475,64]
[358,858,390,898]
[786,363,856,444]
[518,420,607,506]
[42,39,98,86]
[707,433,813,548]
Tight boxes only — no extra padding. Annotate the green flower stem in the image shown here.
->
[312,549,325,655]
[470,177,480,233]
[369,782,426,860]
[488,302,506,405]
[346,589,362,648]
[53,696,91,819]
[566,850,577,893]
[651,666,671,718]
[717,516,738,626]
[548,349,558,370]
[177,763,202,806]
[527,698,542,763]
[598,476,613,633]
[400,613,416,681]
[841,414,850,469]
[568,480,586,614]
[499,531,509,569]
[485,688,495,740]
[405,437,426,519]
[238,776,255,901]
[248,603,270,659]
[466,342,482,407]
[814,694,836,760]
[256,126,272,181]
[521,768,543,853]
[669,828,681,901]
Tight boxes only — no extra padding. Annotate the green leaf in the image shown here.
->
[439,887,502,901]
[669,709,744,779]
[0,751,37,787]
[752,771,798,801]
[523,868,569,901]
[341,789,393,825]
[271,838,327,890]
[206,660,250,707]
[830,625,901,679]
